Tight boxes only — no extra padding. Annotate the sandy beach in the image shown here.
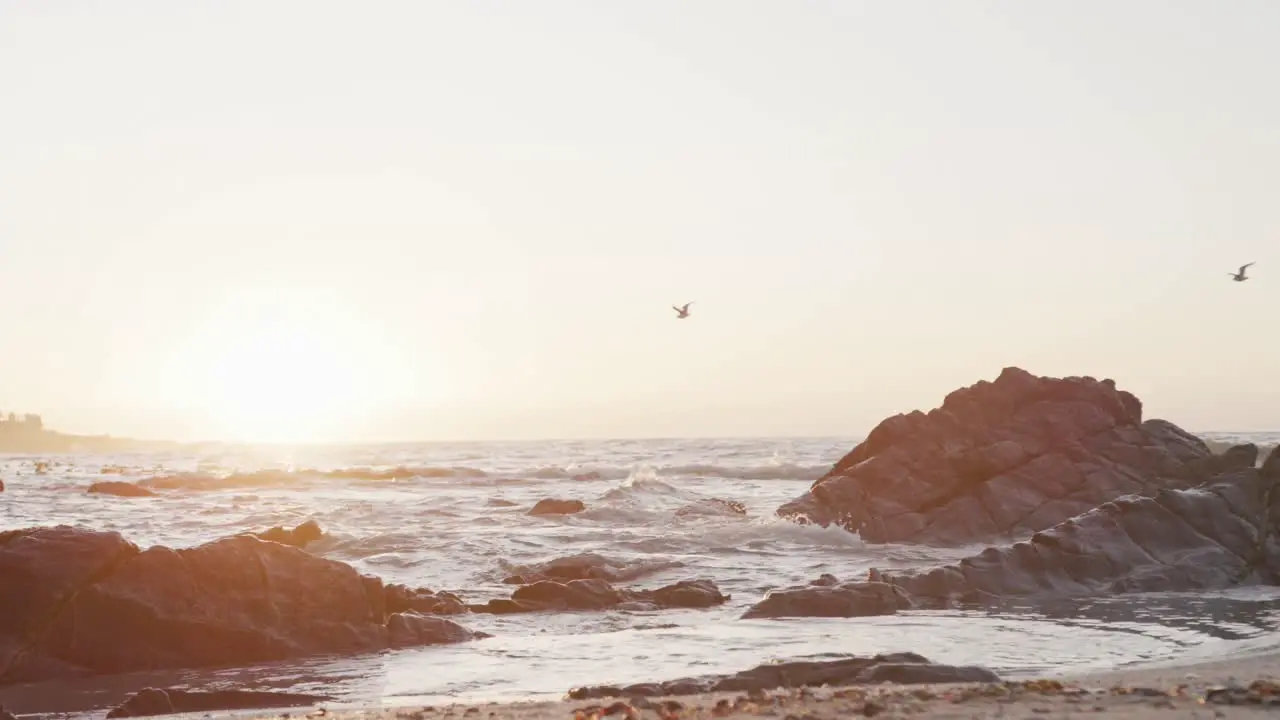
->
[195,652,1280,720]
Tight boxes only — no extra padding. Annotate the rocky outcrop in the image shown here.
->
[0,526,485,685]
[567,653,999,699]
[107,688,329,718]
[471,578,727,614]
[742,581,914,619]
[87,481,157,498]
[501,553,683,585]
[870,446,1280,605]
[528,498,585,516]
[252,519,324,548]
[778,368,1253,545]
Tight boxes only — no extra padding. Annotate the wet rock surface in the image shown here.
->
[566,653,1000,698]
[528,498,586,516]
[471,578,728,614]
[87,481,156,498]
[0,525,485,685]
[385,584,469,615]
[870,445,1280,605]
[501,553,684,585]
[675,498,748,518]
[252,519,324,548]
[742,581,914,619]
[106,687,330,718]
[778,367,1253,545]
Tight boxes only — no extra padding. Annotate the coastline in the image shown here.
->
[143,650,1280,720]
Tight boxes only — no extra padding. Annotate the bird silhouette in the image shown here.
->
[673,302,693,319]
[1229,263,1255,282]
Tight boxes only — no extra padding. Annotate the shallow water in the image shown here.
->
[0,433,1277,715]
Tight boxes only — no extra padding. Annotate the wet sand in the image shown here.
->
[218,653,1280,720]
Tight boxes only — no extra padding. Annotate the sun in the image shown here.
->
[170,294,427,444]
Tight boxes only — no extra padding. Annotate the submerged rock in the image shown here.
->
[674,498,748,518]
[472,578,728,614]
[107,688,329,718]
[742,581,914,619]
[871,446,1280,604]
[501,553,684,585]
[252,519,324,548]
[778,367,1252,545]
[528,498,586,516]
[87,481,156,498]
[0,525,486,685]
[567,653,999,698]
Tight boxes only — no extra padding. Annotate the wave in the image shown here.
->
[511,462,826,482]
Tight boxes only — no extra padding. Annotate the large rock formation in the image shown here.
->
[778,368,1252,545]
[566,653,999,699]
[0,526,485,685]
[869,446,1280,605]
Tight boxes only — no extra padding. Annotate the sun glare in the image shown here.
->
[169,294,428,444]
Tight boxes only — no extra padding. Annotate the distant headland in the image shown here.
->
[0,412,177,453]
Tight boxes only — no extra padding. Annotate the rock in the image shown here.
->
[106,687,330,718]
[632,579,727,609]
[512,578,623,610]
[528,498,585,516]
[472,578,728,614]
[0,526,485,685]
[384,584,468,615]
[387,613,488,647]
[567,653,998,698]
[871,448,1280,604]
[0,480,5,492]
[87,481,156,498]
[501,553,683,585]
[0,705,14,720]
[778,368,1253,545]
[742,581,913,619]
[810,573,840,586]
[854,663,1000,684]
[253,519,324,548]
[675,498,747,518]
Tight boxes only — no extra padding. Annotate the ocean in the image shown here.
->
[3,432,1280,715]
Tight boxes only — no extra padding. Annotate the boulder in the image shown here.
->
[0,480,5,492]
[0,526,485,685]
[107,688,329,718]
[778,368,1253,545]
[387,613,488,647]
[528,498,585,516]
[87,482,156,498]
[567,653,999,699]
[742,581,913,619]
[871,447,1280,605]
[471,578,728,614]
[252,519,324,548]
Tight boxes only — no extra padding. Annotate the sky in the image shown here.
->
[0,1,1277,443]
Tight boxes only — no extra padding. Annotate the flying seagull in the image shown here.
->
[1229,263,1255,282]
[673,302,693,319]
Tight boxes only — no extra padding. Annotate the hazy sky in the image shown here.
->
[1,1,1277,442]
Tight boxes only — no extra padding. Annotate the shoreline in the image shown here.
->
[77,648,1280,720]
